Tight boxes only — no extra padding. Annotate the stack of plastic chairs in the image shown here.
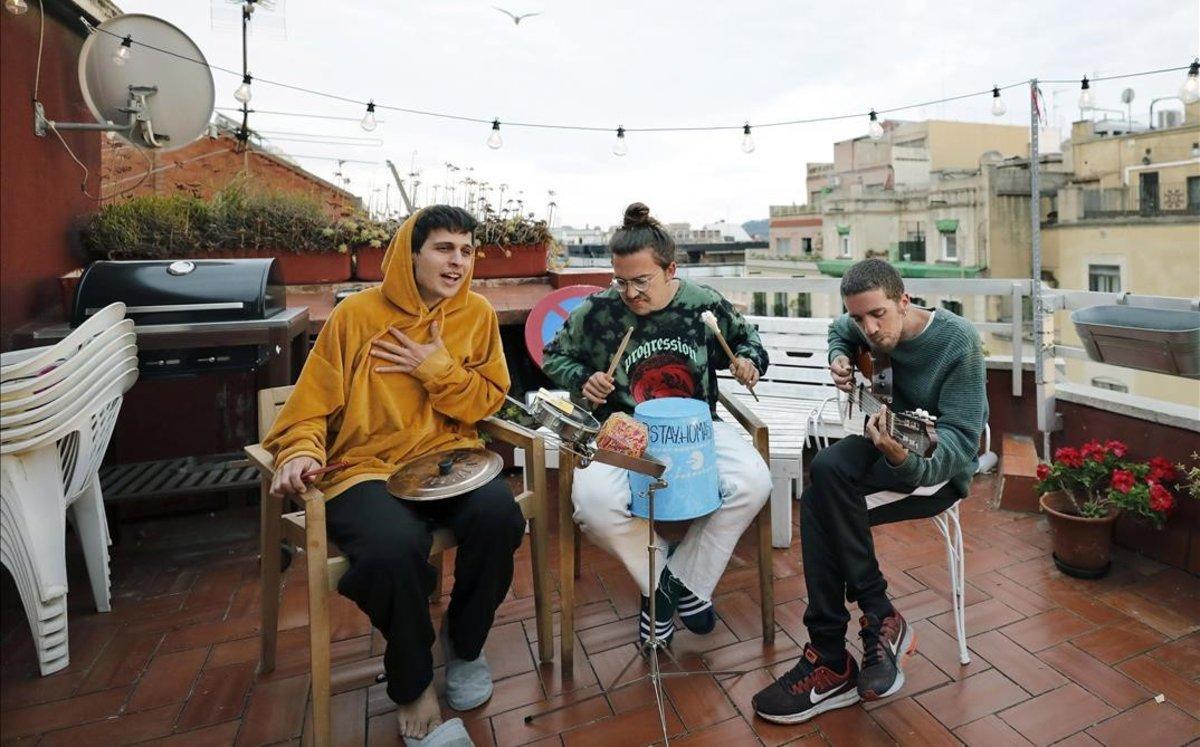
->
[0,303,138,675]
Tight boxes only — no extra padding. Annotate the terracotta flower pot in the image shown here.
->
[1039,491,1118,578]
[203,249,352,284]
[353,245,387,281]
[473,244,547,279]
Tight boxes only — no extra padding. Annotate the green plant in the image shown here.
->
[473,208,556,259]
[1033,440,1185,528]
[83,181,396,259]
[1178,452,1200,501]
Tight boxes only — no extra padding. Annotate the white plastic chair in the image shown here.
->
[0,305,135,676]
[0,303,127,382]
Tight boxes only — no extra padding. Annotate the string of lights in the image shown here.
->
[73,20,1200,156]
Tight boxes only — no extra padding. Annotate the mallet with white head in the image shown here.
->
[701,310,759,402]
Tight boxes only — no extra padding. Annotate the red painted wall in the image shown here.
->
[1,5,100,350]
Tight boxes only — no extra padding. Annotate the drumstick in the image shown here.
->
[701,311,760,402]
[302,461,350,481]
[606,326,635,378]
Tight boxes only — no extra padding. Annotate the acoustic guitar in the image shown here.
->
[842,346,939,458]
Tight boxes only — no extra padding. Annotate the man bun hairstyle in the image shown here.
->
[840,257,905,302]
[609,202,675,268]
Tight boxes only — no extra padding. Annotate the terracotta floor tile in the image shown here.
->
[969,571,1056,618]
[1000,609,1096,652]
[301,688,368,747]
[661,666,738,731]
[911,619,989,682]
[491,685,612,747]
[997,684,1115,746]
[711,589,767,641]
[1099,588,1200,639]
[0,686,129,740]
[967,630,1067,695]
[235,672,310,745]
[527,634,599,697]
[468,670,547,720]
[931,598,1025,639]
[153,720,241,746]
[870,698,959,746]
[0,668,87,713]
[914,669,1028,730]
[1144,631,1200,680]
[1116,655,1200,719]
[1131,568,1200,621]
[1086,699,1200,746]
[479,621,536,681]
[953,714,1033,746]
[175,660,257,732]
[671,716,758,745]
[36,702,181,746]
[888,587,955,622]
[160,615,261,653]
[1036,643,1150,710]
[561,701,684,746]
[1072,620,1169,665]
[575,616,638,655]
[701,631,800,673]
[1052,733,1104,747]
[904,563,990,608]
[128,645,209,712]
[808,702,897,746]
[1049,589,1134,627]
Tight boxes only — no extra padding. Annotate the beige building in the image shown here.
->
[1043,101,1200,407]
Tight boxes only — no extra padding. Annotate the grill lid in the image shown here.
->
[72,258,284,326]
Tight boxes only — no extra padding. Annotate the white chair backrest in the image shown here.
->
[0,354,137,428]
[0,368,138,454]
[0,324,134,403]
[0,303,127,382]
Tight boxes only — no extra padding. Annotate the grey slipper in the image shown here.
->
[441,627,493,711]
[403,717,473,747]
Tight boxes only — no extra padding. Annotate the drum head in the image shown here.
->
[386,449,504,501]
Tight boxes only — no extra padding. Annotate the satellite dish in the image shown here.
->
[1120,88,1135,104]
[35,14,214,151]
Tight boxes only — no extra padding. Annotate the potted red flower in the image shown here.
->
[1034,439,1183,578]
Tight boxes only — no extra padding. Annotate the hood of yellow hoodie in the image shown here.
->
[380,209,475,322]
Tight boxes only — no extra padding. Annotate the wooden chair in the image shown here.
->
[556,390,775,671]
[246,385,554,747]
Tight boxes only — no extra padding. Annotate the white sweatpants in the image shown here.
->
[572,421,772,600]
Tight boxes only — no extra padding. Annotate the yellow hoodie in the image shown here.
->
[263,210,510,500]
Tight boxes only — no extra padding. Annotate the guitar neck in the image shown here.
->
[844,385,936,457]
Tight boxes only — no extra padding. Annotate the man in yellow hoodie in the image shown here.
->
[264,206,520,744]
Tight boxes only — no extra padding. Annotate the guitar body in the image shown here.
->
[844,345,940,458]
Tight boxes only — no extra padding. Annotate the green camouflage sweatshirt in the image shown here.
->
[542,279,769,421]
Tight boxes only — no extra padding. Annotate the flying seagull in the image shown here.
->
[494,7,541,25]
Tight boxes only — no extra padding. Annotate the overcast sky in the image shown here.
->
[117,0,1198,228]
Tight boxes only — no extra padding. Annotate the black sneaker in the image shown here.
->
[857,609,915,701]
[752,644,860,724]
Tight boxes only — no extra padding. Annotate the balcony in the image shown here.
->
[1,276,1197,745]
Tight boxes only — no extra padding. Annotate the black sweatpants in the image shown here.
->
[325,477,525,704]
[801,435,963,660]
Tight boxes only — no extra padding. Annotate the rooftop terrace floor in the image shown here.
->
[2,472,1198,745]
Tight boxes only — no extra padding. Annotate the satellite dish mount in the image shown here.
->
[34,85,168,146]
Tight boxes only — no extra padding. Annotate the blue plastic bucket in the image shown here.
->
[628,397,721,520]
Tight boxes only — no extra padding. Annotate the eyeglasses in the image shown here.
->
[611,271,662,294]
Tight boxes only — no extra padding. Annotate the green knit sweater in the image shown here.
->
[827,308,988,496]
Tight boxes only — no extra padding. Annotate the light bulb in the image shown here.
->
[486,118,503,149]
[5,0,29,15]
[741,123,755,154]
[991,86,1007,117]
[1078,76,1094,111]
[112,36,132,66]
[234,74,252,104]
[867,110,884,140]
[1181,60,1200,105]
[612,126,628,157]
[360,101,377,132]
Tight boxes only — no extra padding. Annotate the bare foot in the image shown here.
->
[395,683,442,740]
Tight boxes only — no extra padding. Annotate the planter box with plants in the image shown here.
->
[1034,439,1193,578]
[81,183,392,285]
[472,212,555,279]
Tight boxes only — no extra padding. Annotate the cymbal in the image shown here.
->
[386,448,504,501]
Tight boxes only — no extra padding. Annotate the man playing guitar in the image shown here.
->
[753,258,987,724]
